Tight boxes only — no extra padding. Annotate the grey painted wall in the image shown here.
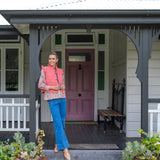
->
[109,29,127,106]
[109,29,127,130]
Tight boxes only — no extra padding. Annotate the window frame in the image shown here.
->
[0,35,20,43]
[0,44,23,94]
[65,33,95,45]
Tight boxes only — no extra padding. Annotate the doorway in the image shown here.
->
[65,49,94,121]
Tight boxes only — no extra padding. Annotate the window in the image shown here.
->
[6,49,18,91]
[0,46,23,93]
[0,35,20,43]
[67,35,93,43]
[68,52,91,62]
[98,34,105,44]
[98,51,105,90]
[66,33,94,45]
[55,34,62,45]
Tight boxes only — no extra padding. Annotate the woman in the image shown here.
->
[38,52,71,160]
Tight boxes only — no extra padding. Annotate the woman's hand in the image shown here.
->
[60,84,65,90]
[49,85,61,90]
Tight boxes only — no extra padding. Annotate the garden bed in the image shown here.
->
[0,130,48,160]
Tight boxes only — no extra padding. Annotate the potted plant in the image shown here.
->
[122,141,146,160]
[0,130,48,160]
[122,129,160,160]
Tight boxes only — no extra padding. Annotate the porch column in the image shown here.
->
[139,28,152,133]
[29,25,38,142]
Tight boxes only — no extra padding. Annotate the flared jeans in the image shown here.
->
[48,98,70,150]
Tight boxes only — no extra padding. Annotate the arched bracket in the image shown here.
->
[121,25,160,82]
[30,24,59,81]
[120,25,160,133]
[37,25,59,54]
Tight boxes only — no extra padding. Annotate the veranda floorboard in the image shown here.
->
[0,122,140,150]
[40,122,139,150]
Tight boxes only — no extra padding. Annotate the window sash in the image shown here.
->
[98,51,105,90]
[0,46,23,94]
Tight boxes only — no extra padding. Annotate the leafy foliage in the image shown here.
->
[122,141,146,160]
[0,130,46,160]
[122,129,160,160]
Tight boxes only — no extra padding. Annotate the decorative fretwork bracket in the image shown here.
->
[120,25,160,133]
[37,25,59,53]
[121,25,160,82]
[30,25,59,81]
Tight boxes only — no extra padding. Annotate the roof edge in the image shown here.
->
[1,9,160,25]
[1,9,160,16]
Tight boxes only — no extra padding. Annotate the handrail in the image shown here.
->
[0,97,30,131]
[148,98,160,103]
[0,94,30,98]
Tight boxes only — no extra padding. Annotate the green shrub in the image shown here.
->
[122,141,146,160]
[122,129,160,160]
[0,130,46,159]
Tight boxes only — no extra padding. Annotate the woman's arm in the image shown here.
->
[38,69,50,91]
[38,69,61,91]
[49,85,61,90]
[60,75,65,90]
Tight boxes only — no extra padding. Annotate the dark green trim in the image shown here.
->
[98,34,105,44]
[55,34,62,45]
[98,71,104,90]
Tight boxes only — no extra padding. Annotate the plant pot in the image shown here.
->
[133,158,140,160]
[40,157,48,160]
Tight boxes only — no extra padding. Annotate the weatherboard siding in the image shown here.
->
[126,38,141,137]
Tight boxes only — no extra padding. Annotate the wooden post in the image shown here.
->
[29,25,38,142]
[140,28,152,133]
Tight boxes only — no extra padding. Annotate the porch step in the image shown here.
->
[43,149,123,160]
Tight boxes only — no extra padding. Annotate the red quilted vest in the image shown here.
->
[41,65,65,93]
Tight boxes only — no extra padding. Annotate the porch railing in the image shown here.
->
[0,95,30,131]
[148,103,160,136]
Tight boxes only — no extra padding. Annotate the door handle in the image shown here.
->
[78,64,82,70]
[78,93,82,97]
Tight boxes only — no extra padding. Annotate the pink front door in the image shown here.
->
[66,49,94,121]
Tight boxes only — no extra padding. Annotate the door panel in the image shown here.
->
[68,65,78,91]
[66,49,94,121]
[68,99,78,114]
[82,64,93,91]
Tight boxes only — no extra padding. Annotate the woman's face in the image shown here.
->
[48,55,58,67]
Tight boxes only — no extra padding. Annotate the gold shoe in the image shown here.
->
[54,145,59,153]
[63,151,71,160]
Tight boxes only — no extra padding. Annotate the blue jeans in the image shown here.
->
[48,98,70,150]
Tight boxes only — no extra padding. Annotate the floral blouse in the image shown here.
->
[38,69,66,101]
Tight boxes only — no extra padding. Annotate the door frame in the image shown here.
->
[65,49,95,120]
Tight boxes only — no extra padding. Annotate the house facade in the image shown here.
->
[0,2,160,141]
